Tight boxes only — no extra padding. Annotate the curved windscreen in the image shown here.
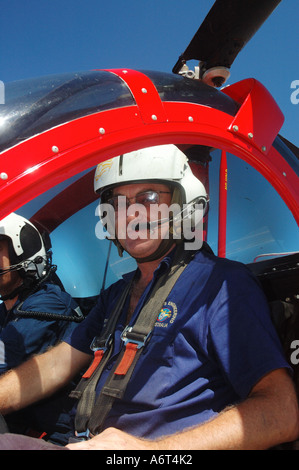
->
[0,70,240,153]
[144,70,239,116]
[273,136,299,176]
[0,71,135,152]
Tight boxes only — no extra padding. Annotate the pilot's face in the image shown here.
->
[111,182,173,261]
[0,238,22,298]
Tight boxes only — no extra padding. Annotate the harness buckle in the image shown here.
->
[115,326,152,376]
[70,429,92,442]
[90,333,112,353]
[82,334,113,379]
[120,326,152,349]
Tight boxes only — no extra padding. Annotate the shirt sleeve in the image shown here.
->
[207,263,291,399]
[0,284,79,374]
[65,277,128,355]
[64,298,105,355]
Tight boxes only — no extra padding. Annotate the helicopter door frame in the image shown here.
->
[0,70,297,240]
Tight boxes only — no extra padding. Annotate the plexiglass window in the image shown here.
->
[207,150,298,263]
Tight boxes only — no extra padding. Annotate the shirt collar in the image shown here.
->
[121,245,178,284]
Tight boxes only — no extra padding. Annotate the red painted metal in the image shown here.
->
[31,170,96,234]
[0,69,297,234]
[222,79,284,154]
[218,151,228,258]
[103,69,167,124]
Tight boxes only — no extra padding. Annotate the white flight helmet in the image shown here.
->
[94,144,208,208]
[0,213,47,279]
[94,145,208,261]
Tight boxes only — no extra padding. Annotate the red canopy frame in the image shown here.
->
[0,70,297,258]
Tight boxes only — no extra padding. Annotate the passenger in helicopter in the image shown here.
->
[0,145,297,450]
[0,213,83,444]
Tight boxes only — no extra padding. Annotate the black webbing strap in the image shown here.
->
[69,279,133,403]
[74,245,194,438]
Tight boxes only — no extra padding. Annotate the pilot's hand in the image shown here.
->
[66,427,159,451]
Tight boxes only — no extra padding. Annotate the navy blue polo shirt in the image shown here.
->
[66,246,290,439]
[0,283,79,372]
[0,283,81,444]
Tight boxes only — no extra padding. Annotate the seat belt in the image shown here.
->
[71,245,194,440]
[69,278,134,426]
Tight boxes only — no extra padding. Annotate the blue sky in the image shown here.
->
[1,0,298,145]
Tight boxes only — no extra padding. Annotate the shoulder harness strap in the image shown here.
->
[72,245,194,439]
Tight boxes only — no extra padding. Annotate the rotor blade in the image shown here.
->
[173,0,282,73]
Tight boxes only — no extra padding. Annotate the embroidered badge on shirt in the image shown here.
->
[155,301,177,328]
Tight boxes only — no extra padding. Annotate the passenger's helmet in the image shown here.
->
[0,213,48,279]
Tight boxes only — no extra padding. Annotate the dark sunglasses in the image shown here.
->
[106,190,171,211]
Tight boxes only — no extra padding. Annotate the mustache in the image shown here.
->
[127,222,152,234]
[131,217,171,233]
[124,204,198,233]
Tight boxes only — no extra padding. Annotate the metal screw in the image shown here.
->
[151,115,157,121]
[51,145,59,153]
[188,116,194,122]
[261,146,267,152]
[0,172,8,180]
[141,88,147,94]
[99,128,105,135]
[232,125,239,132]
[248,132,253,139]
